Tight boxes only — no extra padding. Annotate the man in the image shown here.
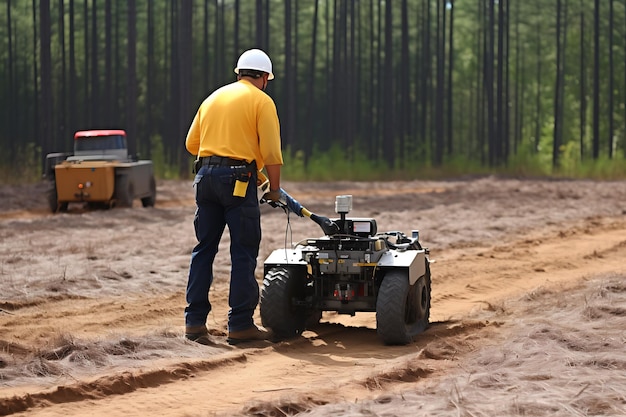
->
[184,49,284,345]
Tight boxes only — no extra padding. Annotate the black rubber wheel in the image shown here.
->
[115,175,134,207]
[46,181,68,212]
[46,182,59,213]
[141,176,157,207]
[306,309,323,328]
[376,264,431,345]
[260,267,312,339]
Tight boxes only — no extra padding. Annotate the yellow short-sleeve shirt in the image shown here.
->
[185,79,283,170]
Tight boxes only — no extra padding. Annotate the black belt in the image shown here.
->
[199,155,251,167]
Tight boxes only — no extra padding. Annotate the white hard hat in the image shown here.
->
[234,49,274,80]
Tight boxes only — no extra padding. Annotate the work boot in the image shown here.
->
[185,325,216,346]
[227,325,271,345]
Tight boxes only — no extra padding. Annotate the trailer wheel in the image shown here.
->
[46,182,59,213]
[376,265,431,345]
[115,175,134,207]
[260,267,312,339]
[46,181,68,213]
[141,176,157,207]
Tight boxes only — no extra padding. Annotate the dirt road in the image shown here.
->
[1,177,625,416]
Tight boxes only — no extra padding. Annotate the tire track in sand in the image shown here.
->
[1,217,625,416]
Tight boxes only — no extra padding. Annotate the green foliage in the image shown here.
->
[505,142,553,177]
[149,135,179,180]
[282,145,453,181]
[0,143,42,184]
[503,134,626,180]
[1,0,626,183]
[556,154,626,180]
[282,143,626,182]
[282,145,391,182]
[280,149,306,181]
[434,155,493,179]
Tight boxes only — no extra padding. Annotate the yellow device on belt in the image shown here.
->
[233,171,251,197]
[233,180,248,197]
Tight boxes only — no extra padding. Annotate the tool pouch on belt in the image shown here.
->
[232,170,251,197]
[193,159,201,174]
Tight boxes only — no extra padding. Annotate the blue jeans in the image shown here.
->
[184,165,261,333]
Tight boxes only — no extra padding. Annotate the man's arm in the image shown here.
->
[265,164,281,191]
[185,112,201,156]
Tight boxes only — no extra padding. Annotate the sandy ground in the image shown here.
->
[0,177,625,416]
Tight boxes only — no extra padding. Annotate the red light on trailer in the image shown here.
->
[78,183,84,189]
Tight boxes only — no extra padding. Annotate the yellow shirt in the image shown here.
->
[185,79,283,170]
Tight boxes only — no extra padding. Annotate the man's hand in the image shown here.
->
[261,188,304,217]
[261,189,287,207]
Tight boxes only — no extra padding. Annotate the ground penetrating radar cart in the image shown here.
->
[260,194,431,345]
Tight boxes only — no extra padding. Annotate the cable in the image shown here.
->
[282,210,293,260]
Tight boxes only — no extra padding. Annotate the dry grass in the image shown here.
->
[0,329,222,386]
[1,178,625,416]
[295,274,626,416]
